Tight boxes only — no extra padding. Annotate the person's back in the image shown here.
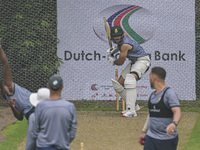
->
[34,74,77,150]
[118,36,148,63]
[35,99,77,149]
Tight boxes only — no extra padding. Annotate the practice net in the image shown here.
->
[0,0,199,111]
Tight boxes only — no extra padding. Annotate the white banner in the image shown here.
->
[57,0,196,100]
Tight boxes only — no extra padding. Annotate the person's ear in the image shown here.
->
[47,83,50,89]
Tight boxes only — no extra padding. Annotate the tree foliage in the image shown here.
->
[0,0,60,91]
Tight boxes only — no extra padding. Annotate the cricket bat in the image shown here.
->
[103,17,112,49]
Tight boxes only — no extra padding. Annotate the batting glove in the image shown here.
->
[107,46,119,56]
[108,56,116,66]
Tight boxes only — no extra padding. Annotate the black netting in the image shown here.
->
[196,0,200,99]
[0,1,199,110]
[0,0,59,106]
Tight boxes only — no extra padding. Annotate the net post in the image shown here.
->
[121,69,126,111]
[115,69,119,111]
[122,99,125,111]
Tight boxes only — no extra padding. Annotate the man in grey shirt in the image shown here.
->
[107,26,150,117]
[0,40,34,120]
[139,67,181,150]
[26,88,50,150]
[33,74,77,150]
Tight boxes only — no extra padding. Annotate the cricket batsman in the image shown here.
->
[107,26,151,117]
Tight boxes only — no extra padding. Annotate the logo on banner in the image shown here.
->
[90,84,115,98]
[91,84,100,91]
[93,5,158,44]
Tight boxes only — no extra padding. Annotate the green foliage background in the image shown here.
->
[0,0,60,93]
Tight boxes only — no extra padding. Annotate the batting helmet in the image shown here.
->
[110,26,124,37]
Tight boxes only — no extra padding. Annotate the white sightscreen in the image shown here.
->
[57,0,195,100]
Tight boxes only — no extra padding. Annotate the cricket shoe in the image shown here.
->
[135,104,141,112]
[121,104,141,114]
[122,111,137,117]
[121,110,127,114]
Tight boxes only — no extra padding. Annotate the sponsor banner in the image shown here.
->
[57,0,195,100]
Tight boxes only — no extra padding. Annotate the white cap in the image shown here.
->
[29,88,50,107]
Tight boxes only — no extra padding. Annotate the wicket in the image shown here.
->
[115,69,125,111]
[80,142,84,150]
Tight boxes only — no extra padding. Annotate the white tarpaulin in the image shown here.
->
[57,0,195,100]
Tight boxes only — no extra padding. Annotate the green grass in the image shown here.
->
[0,118,28,150]
[183,113,200,150]
[181,106,200,150]
[0,107,199,150]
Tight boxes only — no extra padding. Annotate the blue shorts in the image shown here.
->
[144,135,179,150]
[25,106,35,120]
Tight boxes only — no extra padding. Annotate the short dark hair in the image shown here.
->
[151,67,166,80]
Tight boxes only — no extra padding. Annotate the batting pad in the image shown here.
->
[111,79,126,100]
[124,74,137,113]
